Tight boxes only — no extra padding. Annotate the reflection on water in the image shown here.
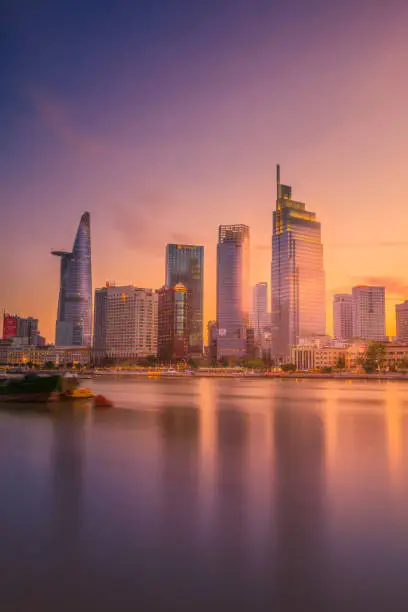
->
[1,379,408,610]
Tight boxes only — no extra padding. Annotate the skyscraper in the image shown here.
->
[352,286,385,341]
[216,224,250,359]
[333,294,353,341]
[396,301,408,343]
[165,244,204,355]
[93,284,158,360]
[157,284,191,361]
[52,212,92,346]
[271,165,325,359]
[250,282,269,337]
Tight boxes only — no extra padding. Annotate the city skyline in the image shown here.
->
[2,1,408,341]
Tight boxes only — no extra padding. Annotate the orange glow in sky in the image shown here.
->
[2,2,408,342]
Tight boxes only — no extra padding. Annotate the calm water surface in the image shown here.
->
[1,378,408,611]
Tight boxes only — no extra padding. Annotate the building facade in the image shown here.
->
[333,294,353,341]
[2,313,44,345]
[250,282,269,337]
[157,284,191,361]
[352,286,386,341]
[166,244,204,355]
[396,301,408,343]
[207,320,217,361]
[0,344,91,366]
[93,284,158,361]
[271,165,325,359]
[52,212,92,346]
[216,224,250,359]
[292,342,408,371]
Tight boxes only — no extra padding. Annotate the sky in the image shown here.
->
[1,0,408,342]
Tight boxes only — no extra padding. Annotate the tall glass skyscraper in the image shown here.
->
[271,166,325,359]
[166,244,204,355]
[217,224,250,359]
[52,212,92,346]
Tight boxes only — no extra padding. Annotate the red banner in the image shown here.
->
[3,315,18,339]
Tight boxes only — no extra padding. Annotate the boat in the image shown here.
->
[93,394,114,408]
[0,373,63,403]
[63,387,94,399]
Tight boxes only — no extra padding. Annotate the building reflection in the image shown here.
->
[197,378,218,536]
[214,399,251,573]
[385,389,404,491]
[273,400,327,610]
[157,400,200,549]
[50,406,87,566]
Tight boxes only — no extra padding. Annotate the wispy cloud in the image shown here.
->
[112,190,180,253]
[327,241,408,249]
[358,276,408,296]
[27,86,105,156]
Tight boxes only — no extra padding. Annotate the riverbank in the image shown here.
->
[80,370,408,381]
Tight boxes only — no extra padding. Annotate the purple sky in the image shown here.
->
[2,0,408,341]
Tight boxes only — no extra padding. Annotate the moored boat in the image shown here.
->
[0,373,63,403]
[63,387,94,399]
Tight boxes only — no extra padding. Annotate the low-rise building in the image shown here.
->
[2,345,91,367]
[292,341,408,371]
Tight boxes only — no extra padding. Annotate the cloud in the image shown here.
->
[112,189,181,254]
[27,86,105,156]
[327,241,408,249]
[357,276,408,296]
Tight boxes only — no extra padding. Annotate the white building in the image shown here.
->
[93,284,158,360]
[333,294,353,341]
[352,286,386,341]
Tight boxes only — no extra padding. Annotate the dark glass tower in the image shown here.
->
[271,166,325,359]
[165,244,204,355]
[52,212,92,346]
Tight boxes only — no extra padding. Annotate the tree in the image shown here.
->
[281,363,296,373]
[363,342,387,373]
[146,354,157,365]
[336,355,346,369]
[320,366,332,374]
[244,358,265,370]
[44,361,55,370]
[187,357,198,369]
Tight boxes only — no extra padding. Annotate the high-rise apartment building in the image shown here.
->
[271,165,325,359]
[250,282,269,337]
[333,294,353,341]
[396,301,408,342]
[157,284,191,361]
[216,224,250,359]
[352,286,386,341]
[52,212,92,346]
[166,244,204,355]
[93,284,158,360]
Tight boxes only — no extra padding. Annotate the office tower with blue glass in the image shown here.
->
[166,244,204,355]
[271,166,325,359]
[216,224,250,360]
[52,212,92,346]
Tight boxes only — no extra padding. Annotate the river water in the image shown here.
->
[1,377,408,611]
